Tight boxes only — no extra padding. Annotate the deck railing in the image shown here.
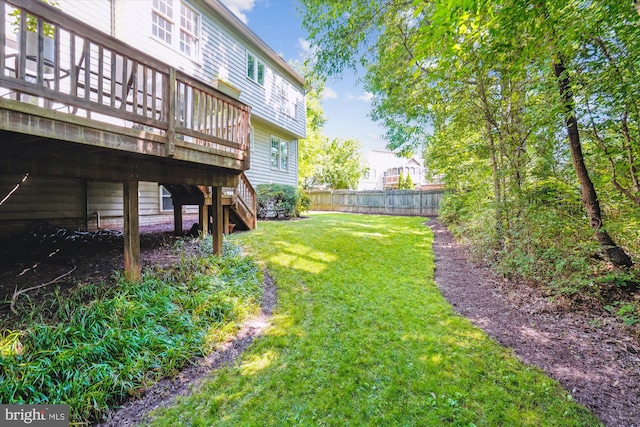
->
[224,173,256,229]
[0,0,250,168]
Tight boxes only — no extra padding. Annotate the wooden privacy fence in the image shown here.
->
[308,189,444,217]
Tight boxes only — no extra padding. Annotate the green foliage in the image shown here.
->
[318,137,368,189]
[300,0,640,293]
[9,0,58,37]
[148,213,601,426]
[255,184,308,219]
[405,173,415,190]
[397,171,405,189]
[298,69,328,190]
[0,238,262,424]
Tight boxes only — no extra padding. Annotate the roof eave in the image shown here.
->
[203,0,305,88]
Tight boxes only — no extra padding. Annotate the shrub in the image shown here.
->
[256,184,308,219]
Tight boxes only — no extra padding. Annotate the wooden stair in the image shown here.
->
[163,173,256,235]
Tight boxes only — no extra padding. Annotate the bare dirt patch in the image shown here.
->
[429,219,640,427]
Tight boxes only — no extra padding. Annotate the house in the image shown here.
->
[358,150,441,190]
[0,0,305,279]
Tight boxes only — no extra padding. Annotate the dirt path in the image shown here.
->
[429,219,640,427]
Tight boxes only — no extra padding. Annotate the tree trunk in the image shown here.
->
[553,59,633,268]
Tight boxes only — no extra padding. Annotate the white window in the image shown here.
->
[179,3,199,57]
[279,80,297,118]
[152,0,200,60]
[152,0,173,44]
[271,136,289,171]
[247,51,265,86]
[160,186,173,211]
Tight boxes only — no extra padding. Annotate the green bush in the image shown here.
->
[255,184,308,219]
[0,238,262,424]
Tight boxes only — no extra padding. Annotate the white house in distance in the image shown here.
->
[0,0,305,236]
[358,150,441,190]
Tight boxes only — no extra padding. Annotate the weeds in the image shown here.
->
[0,237,262,424]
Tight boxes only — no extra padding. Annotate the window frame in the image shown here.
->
[279,79,297,118]
[151,0,200,62]
[270,136,289,172]
[160,185,174,212]
[246,51,265,86]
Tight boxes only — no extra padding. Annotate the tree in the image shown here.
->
[298,71,328,190]
[397,171,405,190]
[318,138,367,190]
[405,173,414,190]
[300,0,638,276]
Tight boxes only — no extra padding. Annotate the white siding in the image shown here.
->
[244,123,298,187]
[111,0,305,141]
[87,181,161,218]
[53,0,304,189]
[59,0,112,36]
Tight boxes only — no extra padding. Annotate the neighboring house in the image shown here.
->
[359,150,440,190]
[0,0,305,277]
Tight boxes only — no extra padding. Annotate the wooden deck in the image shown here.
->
[0,0,255,279]
[0,0,251,182]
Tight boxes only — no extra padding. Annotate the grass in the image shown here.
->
[146,213,602,427]
[0,238,263,425]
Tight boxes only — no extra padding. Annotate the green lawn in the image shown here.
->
[147,213,601,427]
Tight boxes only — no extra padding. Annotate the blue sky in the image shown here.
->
[220,0,388,152]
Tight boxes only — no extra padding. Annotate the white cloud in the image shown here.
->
[323,87,338,99]
[347,92,373,102]
[298,38,311,54]
[220,0,257,24]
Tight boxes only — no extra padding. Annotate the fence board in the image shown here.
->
[308,189,444,216]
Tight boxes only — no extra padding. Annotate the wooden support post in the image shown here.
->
[212,186,223,255]
[199,203,209,236]
[173,203,183,234]
[123,180,141,282]
[223,206,230,235]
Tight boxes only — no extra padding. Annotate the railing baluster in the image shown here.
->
[53,25,60,92]
[0,0,5,79]
[17,10,26,80]
[151,69,157,119]
[120,56,128,110]
[166,67,176,156]
[110,51,116,108]
[70,32,76,96]
[35,17,43,86]
[131,61,138,114]
[97,45,104,105]
[83,39,90,101]
[142,66,148,117]
[215,98,220,138]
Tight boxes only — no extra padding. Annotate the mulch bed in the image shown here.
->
[429,219,640,427]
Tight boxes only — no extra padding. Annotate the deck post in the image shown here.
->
[223,205,230,235]
[123,180,141,282]
[212,186,223,254]
[173,203,183,234]
[199,204,209,236]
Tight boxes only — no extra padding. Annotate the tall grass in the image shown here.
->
[0,238,262,424]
